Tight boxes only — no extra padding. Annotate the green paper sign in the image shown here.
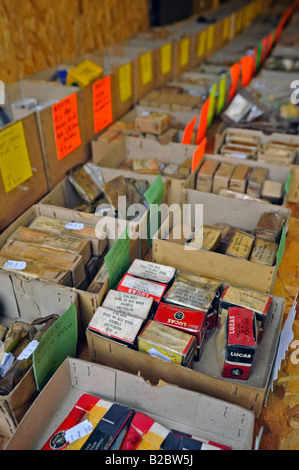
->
[276,225,286,268]
[256,43,262,71]
[144,175,165,247]
[217,75,227,115]
[105,225,131,289]
[33,303,78,391]
[285,172,292,196]
[207,84,217,127]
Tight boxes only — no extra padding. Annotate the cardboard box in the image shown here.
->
[5,79,90,190]
[86,276,284,417]
[5,358,255,450]
[0,114,48,231]
[152,190,291,294]
[184,153,292,206]
[0,290,78,438]
[0,204,139,331]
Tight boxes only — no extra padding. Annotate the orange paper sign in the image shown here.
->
[181,115,198,145]
[240,55,254,87]
[196,98,210,146]
[229,62,240,103]
[53,93,82,161]
[192,137,207,173]
[93,75,113,134]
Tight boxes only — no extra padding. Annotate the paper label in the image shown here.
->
[197,30,207,57]
[17,340,39,360]
[180,38,190,67]
[140,52,153,85]
[89,306,143,343]
[4,260,27,271]
[119,274,166,300]
[93,75,113,134]
[207,84,217,126]
[65,222,85,231]
[207,25,215,51]
[52,93,82,161]
[223,17,230,40]
[128,259,175,284]
[0,121,33,193]
[0,352,14,377]
[161,43,172,75]
[119,64,132,102]
[65,420,93,444]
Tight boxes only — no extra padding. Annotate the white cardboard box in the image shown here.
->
[5,358,255,450]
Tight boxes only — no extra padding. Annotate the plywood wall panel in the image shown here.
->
[0,0,150,83]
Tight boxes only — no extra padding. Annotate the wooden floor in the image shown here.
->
[254,204,299,450]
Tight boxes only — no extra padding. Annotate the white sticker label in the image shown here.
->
[148,348,172,362]
[4,260,27,271]
[65,419,93,444]
[0,352,15,377]
[17,340,39,360]
[65,222,85,231]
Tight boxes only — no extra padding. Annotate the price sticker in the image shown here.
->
[4,260,27,271]
[65,222,85,231]
[65,420,93,444]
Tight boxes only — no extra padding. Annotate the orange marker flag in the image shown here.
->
[195,97,210,146]
[192,137,207,173]
[181,115,198,145]
[240,55,254,87]
[229,62,240,103]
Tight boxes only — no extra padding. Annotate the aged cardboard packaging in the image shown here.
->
[102,290,153,321]
[135,112,171,135]
[261,180,283,205]
[225,229,254,260]
[189,225,221,251]
[229,164,251,193]
[117,274,167,305]
[88,306,144,348]
[5,358,255,450]
[0,240,86,288]
[218,285,272,342]
[154,302,207,361]
[249,238,278,267]
[247,167,269,198]
[131,158,160,174]
[212,162,235,195]
[0,253,72,287]
[217,307,257,381]
[137,320,196,367]
[254,212,286,243]
[7,226,91,264]
[127,259,176,285]
[29,215,107,257]
[196,159,219,192]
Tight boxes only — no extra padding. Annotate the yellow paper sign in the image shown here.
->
[161,43,172,75]
[207,25,215,51]
[197,30,207,57]
[180,38,190,67]
[119,63,132,102]
[0,121,33,193]
[140,52,153,85]
[66,60,103,88]
[223,17,230,40]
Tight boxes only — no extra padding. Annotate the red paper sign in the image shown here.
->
[192,137,207,173]
[240,55,254,87]
[93,75,113,134]
[181,115,198,145]
[52,93,82,161]
[195,98,210,146]
[228,62,240,103]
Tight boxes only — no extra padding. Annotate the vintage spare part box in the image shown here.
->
[5,358,255,450]
[102,290,153,321]
[87,306,144,347]
[154,302,207,361]
[117,273,167,305]
[137,320,196,367]
[135,111,171,135]
[127,258,176,285]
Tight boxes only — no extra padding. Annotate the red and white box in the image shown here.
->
[117,273,167,305]
[154,302,207,361]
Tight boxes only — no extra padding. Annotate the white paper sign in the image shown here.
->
[17,340,39,360]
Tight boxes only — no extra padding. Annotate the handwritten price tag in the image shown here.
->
[93,76,113,134]
[52,93,82,161]
[65,420,93,444]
